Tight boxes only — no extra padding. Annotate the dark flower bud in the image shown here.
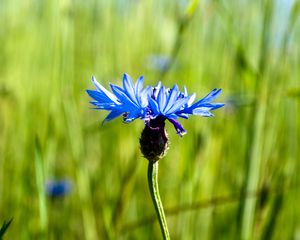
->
[140,117,169,163]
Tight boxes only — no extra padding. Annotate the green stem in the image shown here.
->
[147,162,170,240]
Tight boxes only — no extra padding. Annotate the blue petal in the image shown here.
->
[183,86,188,97]
[165,113,178,119]
[122,73,138,104]
[194,88,222,106]
[177,113,189,119]
[86,90,115,105]
[168,118,187,136]
[103,110,124,123]
[187,93,196,106]
[148,97,160,116]
[124,110,141,122]
[196,103,225,110]
[211,103,225,109]
[91,76,119,104]
[165,96,190,115]
[140,86,152,107]
[157,86,167,112]
[177,88,224,117]
[152,82,162,100]
[135,76,144,102]
[192,107,214,117]
[89,101,118,110]
[163,85,179,113]
[110,84,139,109]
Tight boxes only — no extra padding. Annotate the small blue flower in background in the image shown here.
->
[46,180,72,198]
[146,55,172,72]
[87,73,224,137]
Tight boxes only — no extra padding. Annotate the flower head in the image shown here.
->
[87,73,224,162]
[87,73,224,137]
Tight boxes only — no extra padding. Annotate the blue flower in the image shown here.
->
[87,73,224,136]
[87,73,152,123]
[146,54,172,72]
[45,180,72,198]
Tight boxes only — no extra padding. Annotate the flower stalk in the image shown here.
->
[147,161,170,240]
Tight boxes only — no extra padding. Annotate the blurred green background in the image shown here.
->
[0,0,299,239]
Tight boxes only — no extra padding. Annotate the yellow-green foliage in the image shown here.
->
[0,0,299,239]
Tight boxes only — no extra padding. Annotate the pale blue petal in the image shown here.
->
[163,85,179,113]
[194,88,222,106]
[92,76,119,104]
[157,86,167,112]
[135,76,144,95]
[89,101,118,110]
[110,84,139,109]
[153,82,162,99]
[187,93,196,106]
[192,107,214,117]
[122,73,138,103]
[183,86,188,97]
[140,86,152,107]
[135,76,144,105]
[165,96,190,114]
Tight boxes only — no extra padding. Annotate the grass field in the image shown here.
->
[0,0,299,239]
